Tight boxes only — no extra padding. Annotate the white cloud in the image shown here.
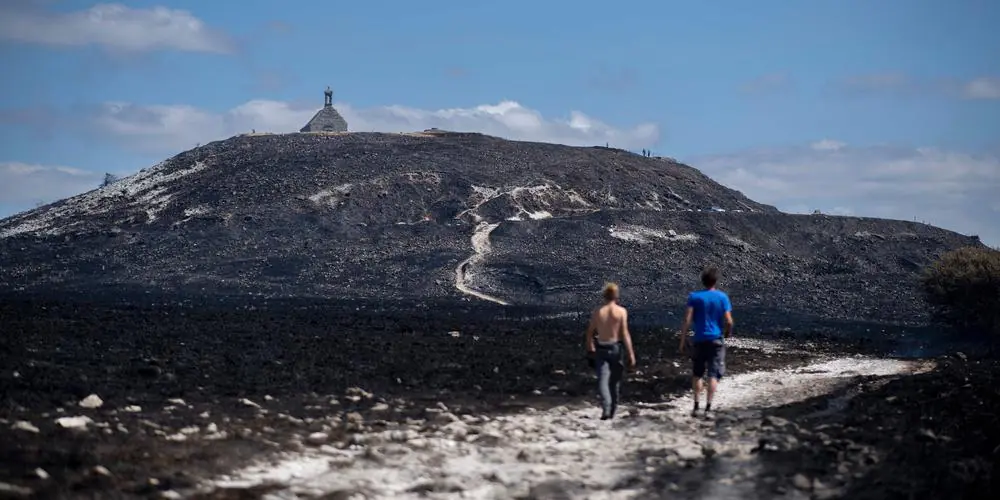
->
[0,162,103,206]
[0,3,233,53]
[92,99,661,152]
[810,139,846,151]
[963,77,1000,100]
[690,142,1000,246]
[836,73,1000,100]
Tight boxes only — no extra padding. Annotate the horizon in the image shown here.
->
[1,0,998,245]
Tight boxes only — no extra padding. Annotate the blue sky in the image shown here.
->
[1,0,998,244]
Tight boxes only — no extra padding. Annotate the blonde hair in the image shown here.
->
[602,282,620,301]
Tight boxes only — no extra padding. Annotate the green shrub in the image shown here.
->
[921,246,1000,336]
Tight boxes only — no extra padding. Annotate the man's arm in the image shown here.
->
[621,309,636,367]
[723,295,734,338]
[679,305,693,352]
[584,310,597,352]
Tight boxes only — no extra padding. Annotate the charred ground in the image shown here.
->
[0,131,982,324]
[1,295,996,499]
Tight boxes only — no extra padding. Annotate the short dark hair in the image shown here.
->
[701,267,720,288]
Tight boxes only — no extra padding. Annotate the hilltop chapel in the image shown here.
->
[300,86,349,133]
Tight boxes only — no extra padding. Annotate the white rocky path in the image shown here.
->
[207,345,934,500]
[454,221,509,306]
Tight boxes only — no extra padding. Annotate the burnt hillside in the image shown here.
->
[0,131,980,324]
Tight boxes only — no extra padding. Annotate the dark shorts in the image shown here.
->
[691,339,725,379]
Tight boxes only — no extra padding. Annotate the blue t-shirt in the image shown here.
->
[687,289,732,342]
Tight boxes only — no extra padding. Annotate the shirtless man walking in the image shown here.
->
[679,267,733,417]
[585,283,637,420]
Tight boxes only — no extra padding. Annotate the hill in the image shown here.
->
[0,131,980,325]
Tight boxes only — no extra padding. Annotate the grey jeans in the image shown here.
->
[594,341,624,417]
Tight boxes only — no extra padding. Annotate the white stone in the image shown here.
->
[55,416,93,429]
[79,394,103,409]
[12,421,39,433]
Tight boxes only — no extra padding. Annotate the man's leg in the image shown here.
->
[691,377,704,415]
[705,341,725,413]
[691,342,707,416]
[609,352,624,418]
[595,350,614,419]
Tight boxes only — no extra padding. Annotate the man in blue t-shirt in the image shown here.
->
[678,267,734,417]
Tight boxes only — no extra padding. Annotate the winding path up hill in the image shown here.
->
[0,131,981,324]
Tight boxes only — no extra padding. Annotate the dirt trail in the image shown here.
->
[206,352,934,499]
[454,221,509,305]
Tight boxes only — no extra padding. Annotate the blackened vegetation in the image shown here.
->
[921,246,1000,337]
[0,132,981,325]
[0,296,820,498]
[754,356,1000,500]
[625,357,999,500]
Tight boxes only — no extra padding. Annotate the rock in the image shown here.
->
[345,412,364,425]
[792,473,812,490]
[917,428,939,442]
[443,421,468,439]
[345,387,374,400]
[239,398,261,408]
[448,330,461,337]
[0,482,32,497]
[362,447,386,464]
[390,430,419,442]
[123,405,142,412]
[408,479,464,494]
[306,432,329,446]
[814,487,844,500]
[93,465,111,476]
[954,352,967,362]
[763,415,791,427]
[433,411,461,424]
[79,394,104,409]
[166,398,186,406]
[160,491,182,500]
[12,421,39,433]
[34,468,49,480]
[55,415,93,429]
[371,402,390,412]
[485,470,511,485]
[675,444,702,461]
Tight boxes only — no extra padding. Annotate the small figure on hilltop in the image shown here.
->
[585,283,637,420]
[678,267,734,417]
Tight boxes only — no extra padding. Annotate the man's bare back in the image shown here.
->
[584,283,636,420]
[584,283,636,368]
[591,302,628,343]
